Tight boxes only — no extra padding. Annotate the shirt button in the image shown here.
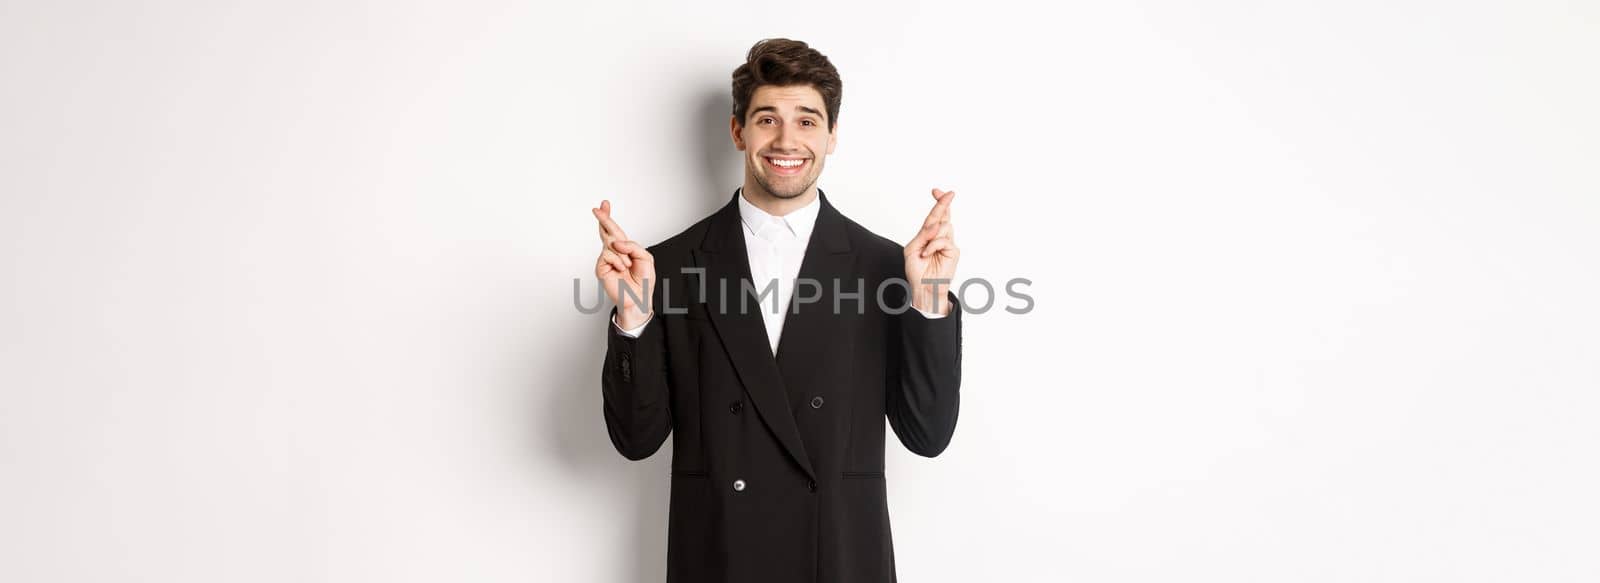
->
[733,479,747,492]
[810,396,825,409]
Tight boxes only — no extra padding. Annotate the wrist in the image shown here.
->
[910,287,951,316]
[616,307,652,330]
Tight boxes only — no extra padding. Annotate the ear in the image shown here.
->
[826,118,838,155]
[730,115,746,151]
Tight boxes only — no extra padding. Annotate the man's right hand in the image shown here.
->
[593,200,655,330]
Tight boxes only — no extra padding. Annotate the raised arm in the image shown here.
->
[593,200,671,460]
[888,189,963,457]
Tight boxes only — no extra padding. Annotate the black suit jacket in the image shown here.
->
[601,190,962,583]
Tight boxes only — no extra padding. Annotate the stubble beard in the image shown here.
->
[749,158,821,200]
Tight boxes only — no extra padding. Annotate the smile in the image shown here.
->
[764,156,809,175]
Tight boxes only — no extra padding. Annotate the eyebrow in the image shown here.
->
[750,105,825,118]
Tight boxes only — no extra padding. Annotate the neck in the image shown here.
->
[740,178,818,217]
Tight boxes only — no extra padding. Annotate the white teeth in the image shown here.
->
[768,158,803,168]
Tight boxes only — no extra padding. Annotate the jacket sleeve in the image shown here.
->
[887,291,963,457]
[600,295,673,460]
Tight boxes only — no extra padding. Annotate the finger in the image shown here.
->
[905,232,929,258]
[940,191,955,223]
[593,209,615,248]
[907,222,935,254]
[920,237,957,258]
[600,215,629,244]
[596,254,626,280]
[610,239,654,263]
[598,240,632,267]
[915,217,946,247]
[921,192,944,225]
[923,190,955,229]
[936,221,955,240]
[600,249,630,272]
[593,200,630,242]
[933,190,955,223]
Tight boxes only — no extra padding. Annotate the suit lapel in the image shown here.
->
[774,194,857,391]
[693,192,817,481]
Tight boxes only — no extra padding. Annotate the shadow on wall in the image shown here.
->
[699,87,743,208]
[539,86,740,583]
[541,324,671,582]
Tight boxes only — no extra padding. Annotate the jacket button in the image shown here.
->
[729,400,743,414]
[732,479,746,492]
[618,354,632,382]
[810,396,824,409]
[807,480,817,493]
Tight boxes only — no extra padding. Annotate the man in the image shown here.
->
[591,38,963,583]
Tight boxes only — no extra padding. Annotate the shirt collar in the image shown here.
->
[735,187,821,242]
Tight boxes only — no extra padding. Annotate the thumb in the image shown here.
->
[611,240,652,262]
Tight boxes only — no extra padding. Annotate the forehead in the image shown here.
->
[749,84,826,113]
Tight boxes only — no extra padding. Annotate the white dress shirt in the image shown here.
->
[614,189,945,354]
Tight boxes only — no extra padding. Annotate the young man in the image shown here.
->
[591,38,963,583]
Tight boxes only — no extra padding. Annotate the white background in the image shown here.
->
[3,1,1597,581]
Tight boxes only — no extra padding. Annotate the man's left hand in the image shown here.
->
[904,188,960,316]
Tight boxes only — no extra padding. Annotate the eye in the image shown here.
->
[759,117,776,125]
[801,119,816,127]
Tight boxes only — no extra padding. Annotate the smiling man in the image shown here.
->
[591,38,964,583]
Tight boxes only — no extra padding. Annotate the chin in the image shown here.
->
[755,172,819,200]
[753,173,818,200]
[768,187,808,199]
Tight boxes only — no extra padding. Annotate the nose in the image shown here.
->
[770,122,800,153]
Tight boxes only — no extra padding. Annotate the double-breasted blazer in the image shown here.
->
[600,190,963,583]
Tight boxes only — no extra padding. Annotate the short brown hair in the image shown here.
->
[731,38,842,131]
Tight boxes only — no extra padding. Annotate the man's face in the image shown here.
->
[731,84,837,199]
